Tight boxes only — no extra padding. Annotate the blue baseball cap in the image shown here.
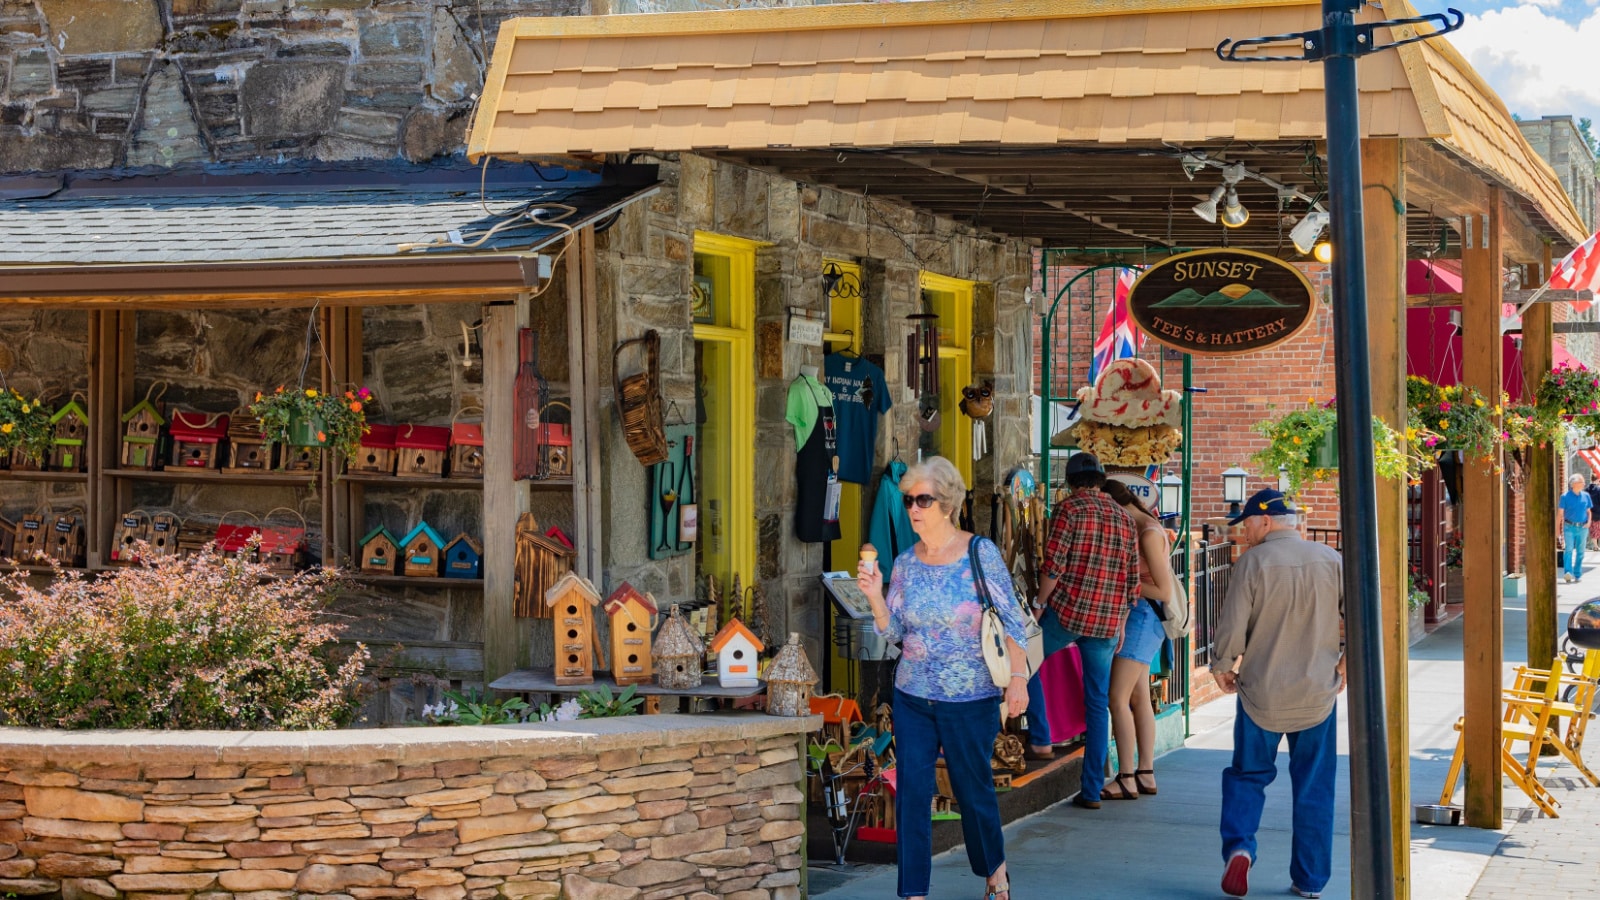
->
[1228,488,1296,525]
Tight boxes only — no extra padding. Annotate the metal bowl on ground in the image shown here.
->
[1568,598,1600,649]
[1415,804,1462,826]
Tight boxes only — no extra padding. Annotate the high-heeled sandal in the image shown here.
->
[1102,773,1140,800]
[984,879,1011,900]
[1135,769,1158,795]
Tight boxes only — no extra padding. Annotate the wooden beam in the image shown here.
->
[1363,137,1411,898]
[483,303,532,685]
[1526,249,1558,678]
[1461,191,1505,829]
[577,227,605,579]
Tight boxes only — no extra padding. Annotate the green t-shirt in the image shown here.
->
[785,375,834,451]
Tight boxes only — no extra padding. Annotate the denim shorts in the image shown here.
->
[1116,598,1167,664]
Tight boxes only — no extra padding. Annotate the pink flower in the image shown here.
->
[1439,401,1452,411]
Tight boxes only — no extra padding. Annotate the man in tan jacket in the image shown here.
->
[1211,489,1344,899]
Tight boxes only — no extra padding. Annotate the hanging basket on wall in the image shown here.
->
[615,330,669,467]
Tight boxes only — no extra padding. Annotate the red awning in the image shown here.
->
[1407,305,1578,402]
[1407,259,1462,298]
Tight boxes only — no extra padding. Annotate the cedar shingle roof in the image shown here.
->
[470,0,1585,247]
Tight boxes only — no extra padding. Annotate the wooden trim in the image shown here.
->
[482,303,531,684]
[1525,250,1558,679]
[1460,189,1505,829]
[578,227,605,580]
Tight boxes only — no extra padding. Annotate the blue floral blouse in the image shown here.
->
[876,536,1030,703]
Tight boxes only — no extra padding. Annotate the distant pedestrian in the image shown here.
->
[1212,490,1345,900]
[1561,475,1592,583]
[858,456,1028,900]
[1584,478,1600,551]
[1027,451,1140,808]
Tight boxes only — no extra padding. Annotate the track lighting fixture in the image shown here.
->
[1220,185,1249,228]
[1291,210,1330,254]
[1192,185,1226,223]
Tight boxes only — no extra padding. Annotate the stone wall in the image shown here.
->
[0,713,813,900]
[593,153,1035,670]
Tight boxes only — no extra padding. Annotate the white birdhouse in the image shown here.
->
[709,617,765,689]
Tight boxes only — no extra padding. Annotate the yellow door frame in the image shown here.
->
[921,272,975,485]
[692,232,759,609]
[825,259,865,693]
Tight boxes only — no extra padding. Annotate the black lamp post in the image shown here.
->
[1159,471,1184,518]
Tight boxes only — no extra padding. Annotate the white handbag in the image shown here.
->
[970,537,1033,688]
[1162,577,1193,640]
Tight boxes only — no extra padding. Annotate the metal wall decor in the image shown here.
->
[647,423,697,560]
[692,275,715,325]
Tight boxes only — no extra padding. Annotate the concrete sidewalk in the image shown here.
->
[810,573,1598,899]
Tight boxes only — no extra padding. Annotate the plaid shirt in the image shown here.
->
[1038,489,1141,639]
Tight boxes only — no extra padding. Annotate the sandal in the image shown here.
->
[1102,773,1139,800]
[1135,769,1158,796]
[984,879,1011,900]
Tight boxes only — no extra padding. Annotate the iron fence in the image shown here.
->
[1191,538,1237,669]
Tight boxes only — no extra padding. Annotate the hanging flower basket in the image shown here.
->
[1306,428,1338,471]
[1405,376,1499,463]
[1251,399,1424,495]
[249,385,373,462]
[288,413,329,448]
[0,389,52,464]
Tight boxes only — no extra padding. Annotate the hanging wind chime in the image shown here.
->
[905,313,940,396]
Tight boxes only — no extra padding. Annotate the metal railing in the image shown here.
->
[1191,538,1237,669]
[1307,527,1343,550]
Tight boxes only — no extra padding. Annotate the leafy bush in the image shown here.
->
[0,544,367,730]
[577,684,644,718]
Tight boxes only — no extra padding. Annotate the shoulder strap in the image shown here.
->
[968,535,994,611]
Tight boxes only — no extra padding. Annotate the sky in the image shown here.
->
[1412,0,1600,132]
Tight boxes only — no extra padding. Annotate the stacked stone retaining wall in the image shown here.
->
[0,714,814,900]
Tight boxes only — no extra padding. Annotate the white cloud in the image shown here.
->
[1448,5,1600,126]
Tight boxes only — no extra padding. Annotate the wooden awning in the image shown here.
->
[469,0,1585,254]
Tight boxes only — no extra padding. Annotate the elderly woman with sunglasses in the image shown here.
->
[858,456,1030,900]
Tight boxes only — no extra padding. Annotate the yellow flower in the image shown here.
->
[1438,420,1449,429]
[1493,405,1503,415]
[1293,436,1302,445]
[305,389,318,398]
[0,423,12,434]
[19,405,28,414]
[1474,398,1485,407]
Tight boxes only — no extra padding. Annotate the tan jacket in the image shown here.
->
[1211,529,1344,734]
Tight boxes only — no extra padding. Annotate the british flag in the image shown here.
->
[1087,267,1145,385]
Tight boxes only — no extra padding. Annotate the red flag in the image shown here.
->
[1550,231,1600,313]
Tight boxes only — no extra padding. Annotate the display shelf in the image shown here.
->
[353,573,484,589]
[341,472,485,489]
[0,470,89,483]
[107,468,320,486]
[0,563,87,576]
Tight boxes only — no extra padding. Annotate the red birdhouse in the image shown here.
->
[450,420,484,479]
[167,411,229,470]
[395,424,451,478]
[351,423,399,474]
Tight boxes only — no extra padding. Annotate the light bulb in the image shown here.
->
[1220,186,1249,228]
[1193,185,1226,223]
[1314,241,1333,263]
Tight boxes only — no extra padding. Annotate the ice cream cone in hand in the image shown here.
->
[859,543,878,576]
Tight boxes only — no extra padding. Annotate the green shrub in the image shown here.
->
[0,544,367,730]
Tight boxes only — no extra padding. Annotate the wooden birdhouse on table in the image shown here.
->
[449,419,484,479]
[654,605,705,690]
[167,411,229,470]
[710,618,765,688]
[48,512,84,567]
[359,526,400,575]
[545,571,603,686]
[224,411,273,473]
[604,583,658,687]
[260,512,308,575]
[110,510,149,564]
[399,522,446,577]
[48,399,88,472]
[443,533,483,579]
[396,425,450,478]
[145,512,179,559]
[12,511,46,561]
[765,633,819,717]
[351,423,398,474]
[120,398,164,470]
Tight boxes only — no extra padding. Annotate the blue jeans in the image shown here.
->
[1566,522,1588,579]
[1220,700,1337,895]
[1024,612,1118,801]
[893,689,1005,898]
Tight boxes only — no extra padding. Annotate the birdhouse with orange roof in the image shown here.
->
[710,617,765,688]
[604,583,658,687]
[545,571,603,685]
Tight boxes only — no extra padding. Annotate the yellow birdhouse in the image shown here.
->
[545,571,603,686]
[603,583,659,687]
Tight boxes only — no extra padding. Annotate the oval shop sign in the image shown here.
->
[1128,249,1316,356]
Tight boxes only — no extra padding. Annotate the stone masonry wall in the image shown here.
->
[0,714,812,900]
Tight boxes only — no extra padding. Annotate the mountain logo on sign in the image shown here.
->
[1148,283,1295,309]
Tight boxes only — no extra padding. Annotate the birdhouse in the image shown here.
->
[13,512,46,561]
[765,633,819,717]
[395,424,450,478]
[545,571,603,686]
[710,618,765,688]
[213,517,261,559]
[223,411,274,473]
[260,518,308,575]
[399,521,446,577]
[538,418,573,478]
[48,399,88,472]
[167,411,229,470]
[359,526,400,575]
[654,605,705,690]
[449,420,484,479]
[351,423,398,475]
[110,510,149,564]
[120,398,165,470]
[443,533,483,580]
[145,512,179,559]
[0,514,14,560]
[175,520,214,558]
[279,443,321,473]
[604,583,658,687]
[9,446,40,472]
[48,512,84,567]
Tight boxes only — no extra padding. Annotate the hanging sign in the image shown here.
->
[1128,248,1316,356]
[1108,471,1160,515]
[788,308,825,347]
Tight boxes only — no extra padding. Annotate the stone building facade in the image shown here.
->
[1517,116,1599,233]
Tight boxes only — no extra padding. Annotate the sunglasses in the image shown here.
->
[902,494,940,510]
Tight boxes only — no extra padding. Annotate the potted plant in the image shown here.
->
[1503,399,1564,453]
[1250,399,1420,495]
[1407,569,1430,645]
[0,388,52,464]
[1405,376,1499,462]
[1536,362,1600,427]
[249,385,372,462]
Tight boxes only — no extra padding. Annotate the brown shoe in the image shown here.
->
[1070,793,1101,810]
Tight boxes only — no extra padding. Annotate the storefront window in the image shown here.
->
[920,272,975,485]
[692,234,757,609]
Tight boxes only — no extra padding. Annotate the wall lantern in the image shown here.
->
[1222,465,1250,516]
[1159,471,1183,518]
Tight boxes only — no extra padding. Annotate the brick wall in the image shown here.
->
[0,715,813,900]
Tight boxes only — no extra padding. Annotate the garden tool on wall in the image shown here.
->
[960,381,994,461]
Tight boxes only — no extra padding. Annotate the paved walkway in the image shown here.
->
[809,571,1598,899]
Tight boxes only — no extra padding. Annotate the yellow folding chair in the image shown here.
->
[1438,660,1565,817]
[1508,650,1600,786]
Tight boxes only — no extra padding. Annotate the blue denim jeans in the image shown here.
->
[893,689,1005,898]
[1220,700,1337,895]
[1024,612,1118,801]
[1566,522,1588,579]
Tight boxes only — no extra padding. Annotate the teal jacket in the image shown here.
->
[867,459,917,582]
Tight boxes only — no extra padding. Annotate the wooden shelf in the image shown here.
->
[339,472,573,489]
[0,563,87,575]
[0,470,88,482]
[354,574,484,589]
[106,468,319,486]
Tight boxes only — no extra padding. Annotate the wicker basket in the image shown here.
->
[614,330,669,467]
